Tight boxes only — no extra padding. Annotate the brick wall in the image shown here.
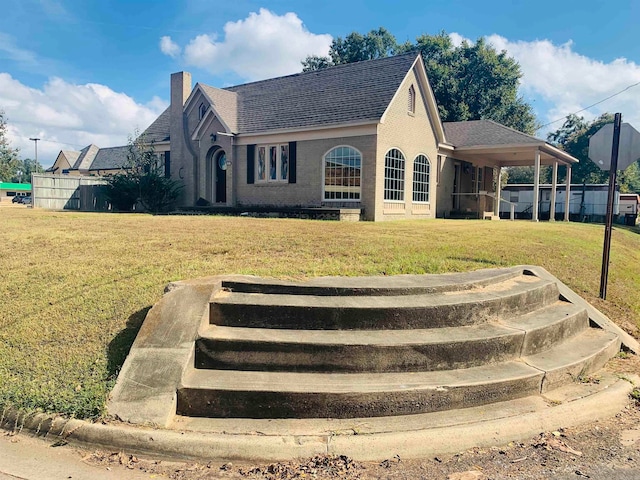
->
[376,67,439,221]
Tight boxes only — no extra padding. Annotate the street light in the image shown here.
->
[29,137,40,175]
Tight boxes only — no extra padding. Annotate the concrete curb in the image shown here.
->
[2,375,637,463]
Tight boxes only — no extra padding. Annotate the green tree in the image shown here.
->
[302,28,400,72]
[10,158,44,183]
[0,110,20,182]
[546,114,612,185]
[302,30,537,133]
[104,133,181,213]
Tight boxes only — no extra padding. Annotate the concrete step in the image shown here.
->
[210,274,559,330]
[196,301,588,373]
[171,371,624,437]
[177,361,544,419]
[523,327,621,392]
[220,267,523,297]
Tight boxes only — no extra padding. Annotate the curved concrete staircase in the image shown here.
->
[107,266,638,461]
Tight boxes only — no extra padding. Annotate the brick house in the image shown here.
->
[126,53,583,221]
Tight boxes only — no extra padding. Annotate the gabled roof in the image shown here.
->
[224,53,419,134]
[73,144,100,170]
[61,150,81,165]
[89,145,129,171]
[443,119,542,147]
[141,107,170,143]
[199,85,239,133]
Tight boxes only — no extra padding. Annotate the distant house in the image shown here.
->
[0,182,31,202]
[48,145,133,176]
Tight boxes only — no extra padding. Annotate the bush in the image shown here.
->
[104,133,182,213]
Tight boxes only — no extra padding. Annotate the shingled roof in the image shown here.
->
[223,53,418,134]
[141,107,170,142]
[443,119,543,147]
[199,85,239,133]
[89,145,129,171]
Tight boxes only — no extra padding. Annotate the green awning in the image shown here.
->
[0,182,31,191]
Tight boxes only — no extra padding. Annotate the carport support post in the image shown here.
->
[532,149,540,221]
[564,165,572,221]
[494,166,502,217]
[550,161,558,221]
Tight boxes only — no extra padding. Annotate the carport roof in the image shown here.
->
[443,119,579,166]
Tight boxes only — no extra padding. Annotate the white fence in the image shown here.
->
[32,174,110,211]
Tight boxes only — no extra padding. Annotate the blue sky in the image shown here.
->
[1,0,639,166]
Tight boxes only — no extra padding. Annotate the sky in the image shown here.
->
[1,0,639,168]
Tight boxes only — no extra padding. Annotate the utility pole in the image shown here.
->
[29,137,40,175]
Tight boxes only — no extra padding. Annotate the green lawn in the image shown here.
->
[1,207,639,419]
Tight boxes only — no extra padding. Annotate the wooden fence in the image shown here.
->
[32,174,110,211]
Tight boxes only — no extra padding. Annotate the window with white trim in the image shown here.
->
[384,148,405,201]
[324,146,361,201]
[412,154,430,203]
[408,85,416,114]
[198,103,207,120]
[256,144,289,182]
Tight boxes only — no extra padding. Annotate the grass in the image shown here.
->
[1,207,640,419]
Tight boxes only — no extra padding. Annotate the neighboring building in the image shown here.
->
[0,182,31,202]
[619,193,639,225]
[501,184,619,222]
[48,145,144,176]
[138,53,579,221]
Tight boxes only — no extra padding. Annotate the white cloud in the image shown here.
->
[484,34,640,132]
[446,32,640,134]
[160,36,181,58]
[0,74,167,167]
[0,33,38,65]
[163,8,332,81]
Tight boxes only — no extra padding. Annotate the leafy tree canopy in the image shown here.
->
[302,29,537,134]
[507,114,640,193]
[545,113,640,193]
[0,110,21,182]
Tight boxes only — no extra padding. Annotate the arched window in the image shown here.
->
[323,146,361,201]
[198,103,207,120]
[384,149,405,201]
[413,154,431,203]
[408,85,416,114]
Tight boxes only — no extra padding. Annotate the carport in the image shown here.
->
[441,120,580,221]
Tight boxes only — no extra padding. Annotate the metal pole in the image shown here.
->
[29,137,40,174]
[599,113,622,300]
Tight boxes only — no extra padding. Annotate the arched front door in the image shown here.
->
[215,150,227,203]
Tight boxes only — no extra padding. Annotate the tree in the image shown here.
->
[104,133,181,213]
[302,28,400,72]
[546,113,640,193]
[10,158,44,183]
[302,30,537,133]
[0,110,20,182]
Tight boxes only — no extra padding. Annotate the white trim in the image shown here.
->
[235,122,378,145]
[191,109,217,141]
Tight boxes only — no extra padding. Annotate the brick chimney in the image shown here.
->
[169,72,192,204]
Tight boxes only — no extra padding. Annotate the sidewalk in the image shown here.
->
[0,433,154,480]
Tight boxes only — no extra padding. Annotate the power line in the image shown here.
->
[536,80,640,131]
